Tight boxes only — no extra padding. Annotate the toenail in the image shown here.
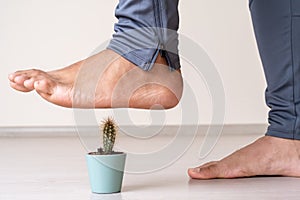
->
[191,167,201,173]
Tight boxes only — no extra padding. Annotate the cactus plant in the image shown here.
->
[86,116,126,194]
[98,117,118,154]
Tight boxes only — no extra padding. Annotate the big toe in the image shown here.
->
[34,79,54,95]
[188,164,221,179]
[23,77,37,91]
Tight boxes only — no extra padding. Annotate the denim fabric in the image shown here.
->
[108,0,300,140]
[107,0,180,71]
[250,0,300,139]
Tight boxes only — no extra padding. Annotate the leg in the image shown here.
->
[8,0,182,109]
[188,0,300,179]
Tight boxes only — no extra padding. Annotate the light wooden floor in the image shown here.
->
[1,126,300,200]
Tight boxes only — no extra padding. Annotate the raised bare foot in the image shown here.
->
[188,136,300,179]
[8,49,183,109]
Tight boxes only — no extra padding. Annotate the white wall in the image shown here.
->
[0,0,268,126]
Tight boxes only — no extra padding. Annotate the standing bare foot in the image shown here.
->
[8,49,183,109]
[188,136,300,179]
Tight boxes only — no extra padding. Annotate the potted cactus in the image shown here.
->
[86,117,126,194]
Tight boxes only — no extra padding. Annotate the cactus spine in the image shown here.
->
[101,117,117,154]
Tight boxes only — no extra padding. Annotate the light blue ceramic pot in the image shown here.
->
[86,152,126,194]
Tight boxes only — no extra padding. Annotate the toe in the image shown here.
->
[9,69,53,93]
[9,81,32,92]
[34,79,54,95]
[8,73,16,81]
[23,78,36,90]
[9,70,29,82]
[10,69,45,83]
[187,161,218,179]
[188,163,221,179]
[13,74,30,84]
[8,72,20,82]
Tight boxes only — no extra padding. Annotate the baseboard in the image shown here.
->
[0,124,267,137]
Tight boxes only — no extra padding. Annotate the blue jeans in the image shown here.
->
[108,0,300,139]
[250,0,300,139]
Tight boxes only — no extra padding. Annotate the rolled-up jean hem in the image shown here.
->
[107,41,181,71]
[107,40,160,71]
[265,128,296,140]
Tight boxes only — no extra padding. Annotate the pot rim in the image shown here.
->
[87,151,126,156]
